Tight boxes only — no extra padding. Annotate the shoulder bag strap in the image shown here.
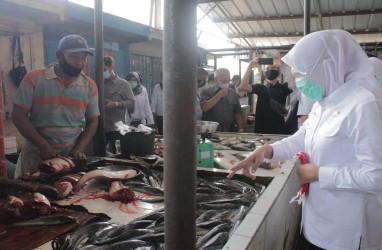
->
[12,36,17,69]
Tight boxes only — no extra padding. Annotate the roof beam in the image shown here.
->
[205,44,294,53]
[212,8,382,23]
[203,42,382,54]
[228,29,382,38]
[197,0,230,4]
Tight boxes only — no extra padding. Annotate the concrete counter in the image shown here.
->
[36,132,301,249]
[223,159,301,249]
[211,132,301,249]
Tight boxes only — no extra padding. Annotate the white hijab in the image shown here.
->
[282,29,382,98]
[369,57,382,86]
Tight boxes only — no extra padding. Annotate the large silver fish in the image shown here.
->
[11,214,77,226]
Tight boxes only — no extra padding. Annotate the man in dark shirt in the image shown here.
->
[263,64,293,106]
[238,60,286,134]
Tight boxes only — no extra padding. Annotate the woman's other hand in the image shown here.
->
[297,163,319,185]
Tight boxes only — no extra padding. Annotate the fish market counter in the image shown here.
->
[3,132,300,250]
[222,157,300,249]
[211,132,301,249]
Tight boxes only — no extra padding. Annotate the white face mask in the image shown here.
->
[217,81,229,89]
[103,70,111,80]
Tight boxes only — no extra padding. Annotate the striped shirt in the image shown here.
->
[13,64,100,128]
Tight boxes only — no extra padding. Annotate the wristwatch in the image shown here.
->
[115,102,118,107]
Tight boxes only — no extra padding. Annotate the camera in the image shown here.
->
[258,58,274,65]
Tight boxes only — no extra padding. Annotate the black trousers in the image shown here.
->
[154,115,163,135]
[296,234,326,250]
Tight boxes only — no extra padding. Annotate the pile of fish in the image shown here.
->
[210,136,273,151]
[9,157,104,200]
[51,169,266,250]
[2,154,266,249]
[153,138,164,157]
[154,135,261,153]
[17,165,140,200]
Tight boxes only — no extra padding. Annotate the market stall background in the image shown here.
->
[0,0,381,249]
[1,0,381,161]
[1,132,298,249]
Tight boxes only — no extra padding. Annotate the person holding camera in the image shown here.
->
[260,50,293,107]
[239,60,286,134]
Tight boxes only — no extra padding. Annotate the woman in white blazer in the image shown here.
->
[229,29,382,250]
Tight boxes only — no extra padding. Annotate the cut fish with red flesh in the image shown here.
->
[74,169,138,192]
[32,193,53,215]
[6,196,24,217]
[34,193,51,206]
[57,173,83,186]
[38,156,75,173]
[1,193,57,219]
[7,195,24,208]
[109,181,136,202]
[54,181,73,199]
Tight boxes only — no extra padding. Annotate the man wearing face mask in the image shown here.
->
[103,56,135,154]
[200,68,243,132]
[239,60,286,134]
[261,50,293,107]
[12,34,100,177]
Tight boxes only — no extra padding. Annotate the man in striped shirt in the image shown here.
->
[12,34,99,177]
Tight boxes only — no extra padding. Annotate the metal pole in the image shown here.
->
[149,0,154,27]
[163,0,197,249]
[155,0,162,29]
[0,64,5,178]
[94,0,105,156]
[304,0,311,35]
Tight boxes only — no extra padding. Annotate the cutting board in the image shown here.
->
[214,151,241,170]
[0,208,96,250]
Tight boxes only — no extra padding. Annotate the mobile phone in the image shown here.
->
[258,58,274,65]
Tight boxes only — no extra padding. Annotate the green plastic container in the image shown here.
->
[197,139,214,168]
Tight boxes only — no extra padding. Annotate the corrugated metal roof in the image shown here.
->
[198,0,382,56]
